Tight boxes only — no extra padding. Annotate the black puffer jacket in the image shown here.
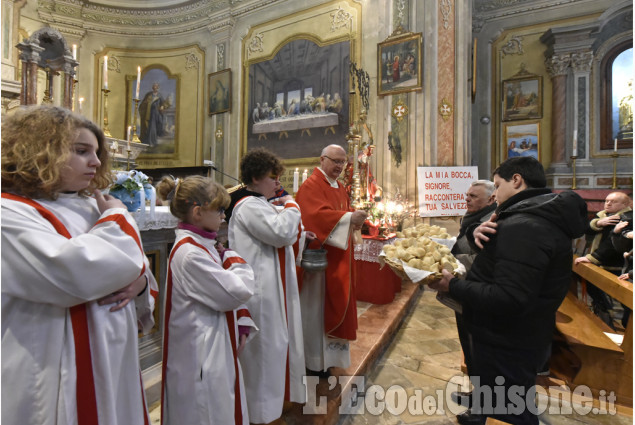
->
[449,189,588,349]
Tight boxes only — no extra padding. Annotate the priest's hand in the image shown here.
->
[351,210,368,230]
[94,189,126,213]
[305,231,317,242]
[428,269,454,293]
[473,213,498,249]
[279,195,294,204]
[98,274,148,312]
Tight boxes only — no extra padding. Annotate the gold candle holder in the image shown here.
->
[570,155,578,190]
[101,88,112,137]
[611,152,619,189]
[132,98,141,143]
[126,146,132,171]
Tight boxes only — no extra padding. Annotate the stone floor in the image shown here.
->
[149,286,633,425]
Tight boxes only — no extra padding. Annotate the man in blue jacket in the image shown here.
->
[430,157,588,425]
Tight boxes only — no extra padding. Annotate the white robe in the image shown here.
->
[1,193,156,425]
[228,196,307,424]
[162,229,257,425]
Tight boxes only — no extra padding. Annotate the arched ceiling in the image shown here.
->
[85,0,200,9]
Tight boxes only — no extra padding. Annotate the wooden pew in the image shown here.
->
[552,258,633,406]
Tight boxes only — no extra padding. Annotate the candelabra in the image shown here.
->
[570,155,578,190]
[346,127,363,209]
[101,88,112,137]
[132,98,141,143]
[610,153,619,189]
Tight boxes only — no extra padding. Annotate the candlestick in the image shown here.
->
[302,169,308,183]
[103,56,108,90]
[293,168,299,192]
[570,155,578,190]
[126,145,132,171]
[132,98,141,143]
[614,138,618,152]
[127,126,132,142]
[611,153,619,189]
[101,88,112,137]
[572,130,577,157]
[72,44,77,60]
[136,66,141,99]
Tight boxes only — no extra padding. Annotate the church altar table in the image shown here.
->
[354,234,402,305]
[252,112,338,134]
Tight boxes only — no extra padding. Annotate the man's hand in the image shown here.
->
[473,213,498,249]
[428,269,454,293]
[574,256,591,265]
[237,334,248,356]
[278,195,294,204]
[614,220,630,234]
[94,189,126,214]
[305,231,317,242]
[597,214,621,227]
[351,210,368,230]
[98,274,148,312]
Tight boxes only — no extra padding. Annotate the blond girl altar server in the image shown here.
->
[158,175,257,425]
[1,105,157,425]
[228,148,307,424]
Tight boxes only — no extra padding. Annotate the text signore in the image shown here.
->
[417,167,479,217]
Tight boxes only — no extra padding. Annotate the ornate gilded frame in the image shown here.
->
[377,31,422,96]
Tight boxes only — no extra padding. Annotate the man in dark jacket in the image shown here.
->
[430,157,588,425]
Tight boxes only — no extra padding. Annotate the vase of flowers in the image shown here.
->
[108,170,153,212]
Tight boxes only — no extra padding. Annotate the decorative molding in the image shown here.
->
[185,53,200,70]
[440,0,452,30]
[391,98,408,122]
[501,35,523,57]
[330,5,352,32]
[396,0,406,29]
[247,32,264,57]
[108,55,121,73]
[544,53,571,78]
[570,51,593,73]
[215,124,224,142]
[438,98,453,121]
[217,43,225,69]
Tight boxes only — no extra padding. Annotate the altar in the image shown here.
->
[354,234,403,304]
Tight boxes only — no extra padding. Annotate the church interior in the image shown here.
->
[2,0,633,424]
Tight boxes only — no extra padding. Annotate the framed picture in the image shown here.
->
[502,75,542,121]
[128,66,178,155]
[208,69,231,115]
[377,32,422,96]
[504,121,540,160]
[244,38,350,161]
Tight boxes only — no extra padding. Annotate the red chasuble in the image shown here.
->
[295,168,357,340]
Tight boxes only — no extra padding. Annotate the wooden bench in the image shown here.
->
[551,258,633,406]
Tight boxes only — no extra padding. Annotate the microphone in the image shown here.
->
[204,160,242,184]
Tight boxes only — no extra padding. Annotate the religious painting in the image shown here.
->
[504,121,540,160]
[502,75,542,121]
[208,69,231,115]
[245,38,350,161]
[377,32,422,96]
[128,66,178,155]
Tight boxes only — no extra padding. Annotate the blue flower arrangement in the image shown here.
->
[109,170,154,212]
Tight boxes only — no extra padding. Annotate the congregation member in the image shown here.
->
[449,179,496,408]
[227,147,307,424]
[1,105,157,425]
[158,175,256,425]
[429,156,587,425]
[574,192,632,327]
[294,144,368,374]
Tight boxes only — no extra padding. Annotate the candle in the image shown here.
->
[210,146,213,161]
[572,130,578,157]
[136,66,141,99]
[614,138,618,152]
[127,126,132,142]
[293,168,299,192]
[302,169,308,183]
[72,44,77,60]
[78,97,84,115]
[103,56,108,90]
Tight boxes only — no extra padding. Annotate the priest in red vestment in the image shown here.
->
[295,144,367,372]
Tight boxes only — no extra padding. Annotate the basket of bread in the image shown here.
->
[379,223,465,284]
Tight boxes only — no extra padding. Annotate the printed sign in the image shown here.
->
[417,166,479,217]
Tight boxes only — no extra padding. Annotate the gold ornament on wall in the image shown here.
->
[438,98,453,121]
[215,124,224,142]
[391,99,408,122]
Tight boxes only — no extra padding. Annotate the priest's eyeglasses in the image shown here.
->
[323,155,347,166]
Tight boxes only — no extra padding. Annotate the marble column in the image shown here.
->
[16,40,44,106]
[544,53,570,166]
[570,51,593,162]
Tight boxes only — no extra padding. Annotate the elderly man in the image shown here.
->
[575,191,632,327]
[294,144,367,374]
[449,180,496,408]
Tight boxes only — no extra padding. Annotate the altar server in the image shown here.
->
[1,105,157,425]
[228,148,307,424]
[159,175,256,425]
